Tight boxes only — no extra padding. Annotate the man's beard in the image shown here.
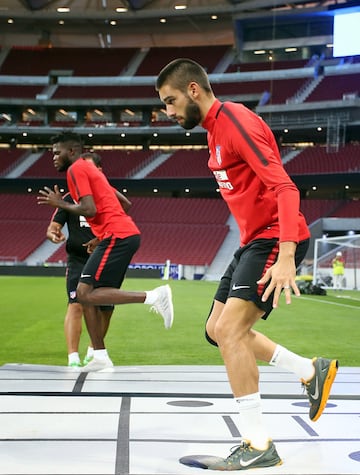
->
[181,100,201,130]
[55,156,72,172]
[57,163,69,172]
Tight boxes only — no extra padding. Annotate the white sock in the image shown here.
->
[270,344,314,381]
[68,352,80,365]
[235,392,269,450]
[86,346,94,358]
[93,349,109,360]
[144,289,157,305]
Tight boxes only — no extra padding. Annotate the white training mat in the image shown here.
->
[0,364,359,475]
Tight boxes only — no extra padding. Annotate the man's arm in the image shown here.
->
[114,189,132,213]
[38,185,97,217]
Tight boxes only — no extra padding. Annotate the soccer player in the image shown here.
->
[38,132,174,372]
[46,152,129,368]
[156,59,338,470]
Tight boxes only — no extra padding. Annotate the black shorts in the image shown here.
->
[214,238,309,320]
[66,254,114,311]
[79,234,140,289]
[66,255,88,304]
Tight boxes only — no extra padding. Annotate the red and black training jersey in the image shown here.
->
[66,158,140,240]
[203,99,310,246]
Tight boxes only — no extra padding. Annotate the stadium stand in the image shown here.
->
[329,200,360,218]
[0,47,319,105]
[0,193,54,262]
[0,85,44,99]
[20,150,156,179]
[16,144,360,181]
[306,73,360,102]
[46,196,230,266]
[135,45,231,75]
[148,150,212,178]
[0,193,51,222]
[21,151,56,177]
[129,196,230,265]
[0,46,138,76]
[46,242,67,264]
[47,224,230,266]
[299,199,341,224]
[46,195,359,266]
[129,197,229,224]
[95,150,157,178]
[53,85,156,100]
[284,144,360,175]
[0,149,26,176]
[226,59,309,72]
[131,223,229,265]
[213,78,307,104]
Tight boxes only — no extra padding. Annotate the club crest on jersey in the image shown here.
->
[215,145,222,165]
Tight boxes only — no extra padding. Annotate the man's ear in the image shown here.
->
[188,81,199,100]
[69,146,80,158]
[69,147,76,158]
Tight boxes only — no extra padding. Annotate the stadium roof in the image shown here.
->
[0,0,357,48]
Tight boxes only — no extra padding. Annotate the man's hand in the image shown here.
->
[47,228,66,244]
[37,185,63,208]
[257,242,300,308]
[83,237,100,254]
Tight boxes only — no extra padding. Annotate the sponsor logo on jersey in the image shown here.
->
[213,169,234,190]
[79,215,91,228]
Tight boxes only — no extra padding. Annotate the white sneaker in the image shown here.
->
[150,284,174,329]
[82,357,114,372]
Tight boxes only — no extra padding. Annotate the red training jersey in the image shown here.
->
[203,100,310,246]
[66,157,140,240]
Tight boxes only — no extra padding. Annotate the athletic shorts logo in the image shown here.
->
[232,284,250,290]
[80,273,92,278]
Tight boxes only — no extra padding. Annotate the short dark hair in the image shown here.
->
[81,151,102,168]
[156,58,212,94]
[51,131,82,149]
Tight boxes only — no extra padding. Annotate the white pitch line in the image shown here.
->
[333,294,360,302]
[298,295,359,309]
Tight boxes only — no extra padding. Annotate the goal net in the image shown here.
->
[313,234,360,290]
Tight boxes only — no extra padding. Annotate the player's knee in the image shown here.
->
[76,283,91,304]
[68,302,83,318]
[213,317,245,348]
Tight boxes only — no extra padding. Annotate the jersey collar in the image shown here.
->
[202,99,223,132]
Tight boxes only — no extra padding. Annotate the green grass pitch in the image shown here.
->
[1,276,359,367]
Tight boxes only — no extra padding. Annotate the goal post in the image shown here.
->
[313,234,360,290]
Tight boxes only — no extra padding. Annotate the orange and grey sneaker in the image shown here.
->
[302,357,339,421]
[208,440,282,471]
